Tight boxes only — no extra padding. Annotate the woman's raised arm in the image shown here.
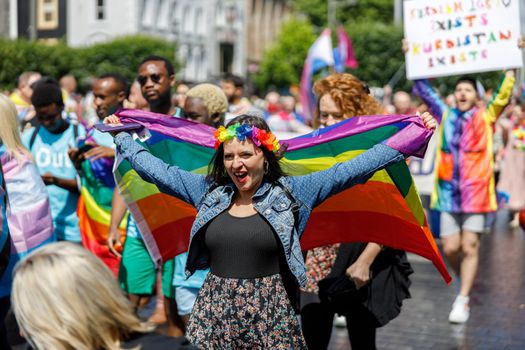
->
[114,132,208,208]
[292,143,405,209]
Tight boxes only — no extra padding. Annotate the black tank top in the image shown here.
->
[204,211,281,278]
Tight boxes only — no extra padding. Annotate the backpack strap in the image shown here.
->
[28,125,41,151]
[73,123,79,141]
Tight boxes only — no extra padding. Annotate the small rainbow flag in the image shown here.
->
[77,140,126,276]
[110,109,451,283]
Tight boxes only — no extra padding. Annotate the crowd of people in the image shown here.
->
[0,40,524,349]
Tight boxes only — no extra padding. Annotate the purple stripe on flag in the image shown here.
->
[112,110,432,158]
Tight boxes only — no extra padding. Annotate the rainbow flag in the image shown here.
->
[111,109,451,283]
[77,137,126,276]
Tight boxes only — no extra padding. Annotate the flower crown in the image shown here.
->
[214,123,281,152]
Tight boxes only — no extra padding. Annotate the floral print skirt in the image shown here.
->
[187,273,307,349]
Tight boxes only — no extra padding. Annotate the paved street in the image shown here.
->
[329,210,525,350]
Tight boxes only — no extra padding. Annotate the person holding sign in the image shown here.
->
[411,52,516,323]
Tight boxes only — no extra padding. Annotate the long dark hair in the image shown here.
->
[207,114,287,186]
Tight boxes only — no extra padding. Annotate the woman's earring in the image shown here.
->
[264,161,269,175]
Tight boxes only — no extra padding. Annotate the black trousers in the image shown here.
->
[301,299,377,350]
[0,296,12,350]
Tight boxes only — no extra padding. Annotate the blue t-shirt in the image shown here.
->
[126,214,142,239]
[22,123,86,242]
[91,128,115,148]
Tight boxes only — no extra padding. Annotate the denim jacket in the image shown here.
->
[115,133,405,287]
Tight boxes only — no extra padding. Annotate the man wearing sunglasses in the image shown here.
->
[110,56,187,337]
[21,78,86,244]
[137,55,179,117]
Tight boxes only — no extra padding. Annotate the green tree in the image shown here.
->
[292,0,394,28]
[0,35,178,92]
[344,21,405,89]
[253,18,317,92]
[73,35,178,87]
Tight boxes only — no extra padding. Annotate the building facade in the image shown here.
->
[0,0,10,37]
[245,0,291,70]
[67,0,137,46]
[7,0,290,82]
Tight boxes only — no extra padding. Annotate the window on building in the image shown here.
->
[220,43,234,74]
[194,8,203,35]
[182,5,191,33]
[37,0,59,30]
[96,0,106,20]
[141,0,154,28]
[157,0,170,30]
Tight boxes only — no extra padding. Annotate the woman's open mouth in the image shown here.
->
[234,172,248,183]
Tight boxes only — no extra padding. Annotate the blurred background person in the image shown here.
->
[124,79,149,111]
[22,78,86,243]
[393,90,417,115]
[60,74,82,118]
[9,71,41,125]
[11,242,198,350]
[301,73,413,350]
[497,99,525,227]
[174,83,190,109]
[266,94,312,136]
[109,55,183,337]
[413,69,515,324]
[220,73,251,121]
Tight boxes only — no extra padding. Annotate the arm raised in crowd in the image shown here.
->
[113,132,208,208]
[403,38,446,122]
[412,80,447,123]
[292,143,405,210]
[484,70,516,124]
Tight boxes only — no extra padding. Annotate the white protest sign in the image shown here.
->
[404,0,523,79]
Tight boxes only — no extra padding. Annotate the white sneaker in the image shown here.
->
[333,314,347,327]
[448,295,470,323]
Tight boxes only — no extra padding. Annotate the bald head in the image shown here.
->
[393,91,412,114]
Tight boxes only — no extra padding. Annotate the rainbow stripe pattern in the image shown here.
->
[111,109,451,283]
[77,138,126,276]
[414,75,515,213]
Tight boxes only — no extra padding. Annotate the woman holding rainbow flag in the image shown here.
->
[104,110,436,348]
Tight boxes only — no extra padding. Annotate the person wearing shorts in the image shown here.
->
[118,217,175,299]
[172,252,208,323]
[413,69,515,324]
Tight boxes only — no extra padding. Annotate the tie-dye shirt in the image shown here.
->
[413,75,515,213]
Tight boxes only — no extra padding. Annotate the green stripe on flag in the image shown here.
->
[284,125,399,161]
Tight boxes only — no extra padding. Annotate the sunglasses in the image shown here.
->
[137,73,162,86]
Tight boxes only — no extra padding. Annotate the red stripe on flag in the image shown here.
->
[78,196,124,276]
[301,211,451,283]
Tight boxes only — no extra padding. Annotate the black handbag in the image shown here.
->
[317,275,368,313]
